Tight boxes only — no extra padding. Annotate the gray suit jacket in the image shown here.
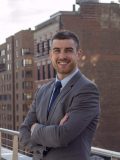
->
[19,71,100,160]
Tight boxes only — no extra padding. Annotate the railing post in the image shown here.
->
[0,132,1,160]
[12,134,18,160]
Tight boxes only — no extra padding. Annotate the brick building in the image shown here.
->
[0,29,34,131]
[33,0,120,151]
[0,36,15,130]
[0,0,119,152]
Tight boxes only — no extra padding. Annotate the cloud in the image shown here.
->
[3,0,56,24]
[8,9,45,23]
[0,0,81,43]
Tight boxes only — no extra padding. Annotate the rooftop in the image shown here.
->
[0,128,120,160]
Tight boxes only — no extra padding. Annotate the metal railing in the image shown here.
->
[0,128,19,160]
[0,128,120,160]
[91,147,120,160]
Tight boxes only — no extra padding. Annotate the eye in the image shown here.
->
[53,48,60,54]
[65,48,74,53]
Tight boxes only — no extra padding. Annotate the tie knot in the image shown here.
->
[55,81,62,89]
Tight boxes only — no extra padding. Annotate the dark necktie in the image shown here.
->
[48,81,62,113]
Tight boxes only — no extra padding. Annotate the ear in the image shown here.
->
[77,49,83,59]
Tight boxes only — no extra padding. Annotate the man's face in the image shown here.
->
[50,39,80,80]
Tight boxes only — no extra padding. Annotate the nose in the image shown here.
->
[59,50,67,58]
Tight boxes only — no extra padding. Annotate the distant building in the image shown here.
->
[34,1,120,151]
[0,29,34,131]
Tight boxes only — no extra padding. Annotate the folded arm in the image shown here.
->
[30,84,100,148]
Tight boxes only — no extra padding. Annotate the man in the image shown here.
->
[19,30,100,160]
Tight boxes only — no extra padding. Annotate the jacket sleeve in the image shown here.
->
[30,83,100,148]
[19,87,41,147]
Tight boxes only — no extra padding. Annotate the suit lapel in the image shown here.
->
[47,71,82,122]
[41,80,55,123]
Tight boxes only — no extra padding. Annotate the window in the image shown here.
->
[16,94,19,100]
[37,40,51,56]
[38,41,45,55]
[16,83,19,89]
[23,104,29,112]
[22,58,32,66]
[42,65,45,79]
[47,39,51,53]
[23,93,32,100]
[16,104,19,111]
[8,94,11,100]
[16,40,18,47]
[22,48,30,55]
[16,126,19,131]
[1,50,6,56]
[53,68,56,78]
[48,63,51,79]
[16,61,19,69]
[23,115,26,121]
[7,84,11,91]
[2,58,6,63]
[7,54,10,60]
[37,43,40,53]
[37,65,41,80]
[16,72,18,79]
[7,114,12,121]
[16,51,19,57]
[22,81,33,89]
[7,64,11,71]
[16,115,19,122]
[7,104,11,111]
[24,70,33,78]
[42,41,45,53]
[9,74,11,80]
[7,43,10,51]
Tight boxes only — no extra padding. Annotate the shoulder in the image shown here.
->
[36,79,55,94]
[75,71,99,93]
[32,80,55,101]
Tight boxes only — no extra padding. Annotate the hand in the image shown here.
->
[59,113,69,126]
[25,145,31,153]
[31,123,37,135]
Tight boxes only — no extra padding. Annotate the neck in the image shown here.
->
[57,68,77,80]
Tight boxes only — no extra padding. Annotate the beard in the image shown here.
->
[53,60,77,76]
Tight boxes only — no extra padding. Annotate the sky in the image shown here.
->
[0,0,119,44]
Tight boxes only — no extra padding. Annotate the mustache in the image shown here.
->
[57,58,68,61]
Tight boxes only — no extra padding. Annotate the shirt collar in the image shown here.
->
[56,68,79,89]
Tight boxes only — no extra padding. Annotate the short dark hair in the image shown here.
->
[51,30,80,50]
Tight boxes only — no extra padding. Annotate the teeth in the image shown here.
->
[58,62,67,64]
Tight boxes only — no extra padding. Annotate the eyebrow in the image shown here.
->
[65,47,74,50]
[52,47,60,50]
[52,47,74,50]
